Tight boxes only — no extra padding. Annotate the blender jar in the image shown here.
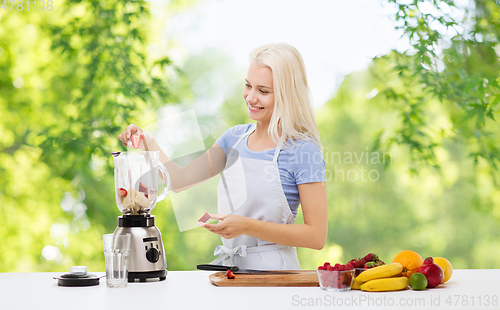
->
[112,151,170,215]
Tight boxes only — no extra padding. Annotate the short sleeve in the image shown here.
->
[214,124,253,155]
[293,141,326,185]
[215,129,230,149]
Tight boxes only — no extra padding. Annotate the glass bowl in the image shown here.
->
[354,267,367,277]
[316,269,355,292]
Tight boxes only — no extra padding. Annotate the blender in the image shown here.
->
[111,151,171,282]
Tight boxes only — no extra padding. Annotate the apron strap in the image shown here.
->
[227,125,255,158]
[226,123,285,163]
[272,134,286,162]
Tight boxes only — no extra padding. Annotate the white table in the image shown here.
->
[0,270,498,310]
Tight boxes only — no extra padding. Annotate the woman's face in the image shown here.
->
[243,62,275,123]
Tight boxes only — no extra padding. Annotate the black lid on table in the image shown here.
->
[54,266,101,287]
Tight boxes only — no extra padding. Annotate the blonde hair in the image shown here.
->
[249,42,323,150]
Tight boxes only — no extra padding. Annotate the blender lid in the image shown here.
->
[54,266,102,287]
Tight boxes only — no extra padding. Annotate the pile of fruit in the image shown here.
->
[317,250,453,292]
[117,182,155,214]
[347,253,386,270]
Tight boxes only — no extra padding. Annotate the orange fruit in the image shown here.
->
[433,257,453,283]
[392,250,424,278]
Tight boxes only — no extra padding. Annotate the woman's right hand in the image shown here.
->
[118,124,146,149]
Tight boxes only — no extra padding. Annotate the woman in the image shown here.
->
[118,42,328,270]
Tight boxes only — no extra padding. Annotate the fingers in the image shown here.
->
[196,213,226,227]
[117,133,125,144]
[118,124,143,147]
[131,124,144,137]
[199,222,228,237]
[208,214,227,220]
[199,221,236,239]
[197,214,226,230]
[201,222,224,231]
[124,125,133,139]
[125,126,133,139]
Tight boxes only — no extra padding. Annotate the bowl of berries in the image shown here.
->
[316,263,355,292]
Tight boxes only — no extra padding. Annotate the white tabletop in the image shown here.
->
[0,270,498,310]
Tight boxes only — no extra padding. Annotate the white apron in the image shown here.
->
[210,125,301,270]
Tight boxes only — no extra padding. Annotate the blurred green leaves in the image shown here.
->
[303,58,500,270]
[0,0,176,271]
[43,0,172,175]
[381,0,500,176]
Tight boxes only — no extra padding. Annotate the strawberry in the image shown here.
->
[321,272,330,286]
[118,188,127,197]
[198,212,210,223]
[226,269,235,279]
[131,134,142,149]
[363,253,380,262]
[341,272,353,286]
[139,182,148,193]
[364,260,385,269]
[347,257,365,268]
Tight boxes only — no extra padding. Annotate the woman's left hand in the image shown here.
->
[198,214,248,239]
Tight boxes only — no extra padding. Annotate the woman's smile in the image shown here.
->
[248,103,265,112]
[243,62,275,122]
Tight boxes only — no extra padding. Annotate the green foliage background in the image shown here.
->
[0,0,499,272]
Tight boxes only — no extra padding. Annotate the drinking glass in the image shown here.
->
[103,233,131,288]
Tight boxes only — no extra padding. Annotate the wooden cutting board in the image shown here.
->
[209,270,319,287]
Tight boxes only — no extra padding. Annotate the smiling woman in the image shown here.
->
[243,63,276,142]
[247,43,322,151]
[118,42,328,270]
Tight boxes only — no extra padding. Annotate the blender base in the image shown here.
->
[128,270,167,282]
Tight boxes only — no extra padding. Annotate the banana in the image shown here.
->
[355,263,403,284]
[351,279,361,290]
[360,276,409,292]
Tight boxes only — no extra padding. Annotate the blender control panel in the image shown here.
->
[143,237,161,263]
